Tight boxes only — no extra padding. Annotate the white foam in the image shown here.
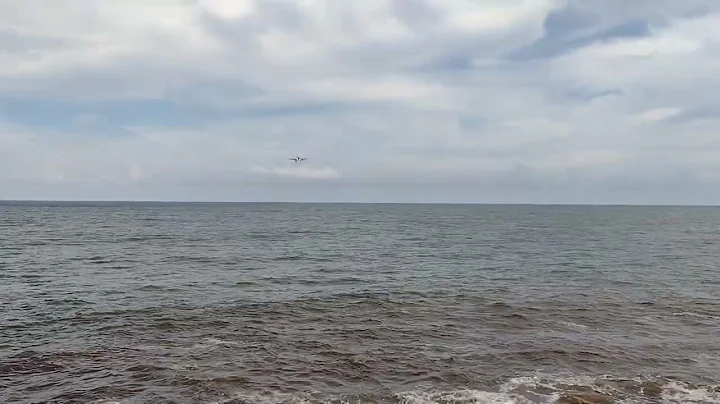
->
[498,374,720,404]
[661,381,720,403]
[219,389,536,404]
[558,320,590,330]
[396,389,532,404]
[216,390,316,404]
[202,337,239,346]
[215,374,720,404]
[189,337,239,352]
[672,312,720,320]
[499,373,602,395]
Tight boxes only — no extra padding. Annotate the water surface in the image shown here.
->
[1,202,719,403]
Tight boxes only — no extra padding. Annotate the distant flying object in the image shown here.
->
[290,156,307,163]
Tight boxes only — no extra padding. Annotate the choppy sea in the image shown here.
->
[1,202,719,403]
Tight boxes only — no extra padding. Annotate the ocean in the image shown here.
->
[1,202,719,404]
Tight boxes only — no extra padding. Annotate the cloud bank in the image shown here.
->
[1,0,719,203]
[251,163,340,180]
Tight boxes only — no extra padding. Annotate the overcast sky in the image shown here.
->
[1,0,719,204]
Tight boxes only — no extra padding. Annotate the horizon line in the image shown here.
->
[1,199,719,207]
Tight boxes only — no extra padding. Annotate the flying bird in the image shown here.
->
[290,156,307,163]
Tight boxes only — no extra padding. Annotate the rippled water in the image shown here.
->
[1,202,719,404]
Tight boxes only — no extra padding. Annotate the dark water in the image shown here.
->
[1,202,719,404]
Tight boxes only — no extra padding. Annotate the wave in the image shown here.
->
[673,312,720,320]
[192,374,720,404]
[7,347,720,403]
[204,374,720,404]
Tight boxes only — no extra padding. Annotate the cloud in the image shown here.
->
[632,107,682,125]
[1,0,720,203]
[251,163,340,180]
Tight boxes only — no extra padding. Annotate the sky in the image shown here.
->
[1,0,719,204]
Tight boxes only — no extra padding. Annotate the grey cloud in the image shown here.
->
[561,88,623,102]
[664,107,720,125]
[506,0,720,61]
[387,0,443,31]
[565,0,720,25]
[198,0,545,78]
[0,28,80,53]
[507,11,651,61]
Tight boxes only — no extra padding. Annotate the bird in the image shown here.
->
[289,156,307,163]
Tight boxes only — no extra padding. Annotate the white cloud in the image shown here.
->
[552,12,720,91]
[129,162,144,181]
[1,0,720,203]
[436,0,561,35]
[632,107,682,124]
[299,75,450,107]
[200,0,257,20]
[251,164,340,180]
